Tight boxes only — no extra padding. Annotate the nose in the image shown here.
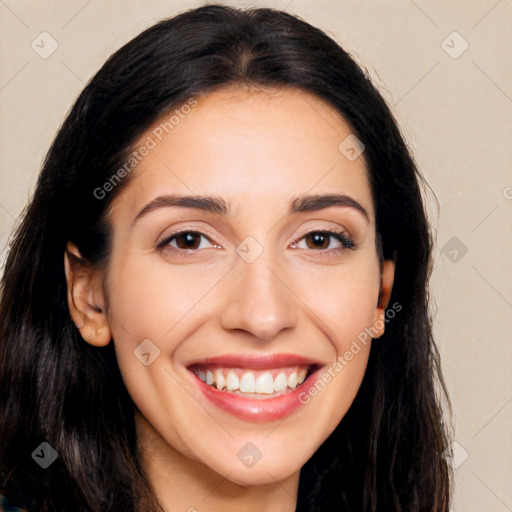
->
[219,252,298,342]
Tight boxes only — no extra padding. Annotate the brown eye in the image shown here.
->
[157,230,220,257]
[304,232,330,250]
[293,230,354,251]
[172,232,204,250]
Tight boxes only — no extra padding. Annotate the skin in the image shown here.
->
[64,85,395,512]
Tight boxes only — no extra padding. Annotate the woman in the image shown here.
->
[0,4,452,511]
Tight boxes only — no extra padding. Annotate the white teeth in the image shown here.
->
[214,369,225,390]
[194,367,310,394]
[239,372,256,392]
[274,372,287,392]
[226,371,239,391]
[287,372,297,389]
[255,373,274,394]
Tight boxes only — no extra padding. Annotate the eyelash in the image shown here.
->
[157,228,356,260]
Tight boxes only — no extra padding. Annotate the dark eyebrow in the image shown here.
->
[131,194,230,227]
[289,193,369,220]
[131,192,369,228]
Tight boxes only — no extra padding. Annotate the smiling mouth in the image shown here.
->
[189,365,313,398]
[186,354,323,422]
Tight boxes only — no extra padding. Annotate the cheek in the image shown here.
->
[106,254,212,338]
[293,266,379,429]
[292,258,381,352]
[105,252,228,382]
[104,256,177,374]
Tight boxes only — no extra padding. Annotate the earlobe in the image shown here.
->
[372,259,395,339]
[64,242,112,347]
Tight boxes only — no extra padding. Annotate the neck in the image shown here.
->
[134,410,299,512]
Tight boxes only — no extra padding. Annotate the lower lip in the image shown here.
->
[190,368,322,423]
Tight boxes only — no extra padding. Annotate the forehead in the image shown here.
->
[108,86,374,226]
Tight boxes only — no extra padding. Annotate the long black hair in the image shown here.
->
[0,4,452,511]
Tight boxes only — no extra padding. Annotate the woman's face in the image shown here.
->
[68,86,394,486]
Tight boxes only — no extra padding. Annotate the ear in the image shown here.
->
[64,242,112,347]
[371,259,395,339]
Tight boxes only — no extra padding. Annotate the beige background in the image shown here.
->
[1,1,511,510]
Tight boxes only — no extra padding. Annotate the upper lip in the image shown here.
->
[186,353,323,370]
